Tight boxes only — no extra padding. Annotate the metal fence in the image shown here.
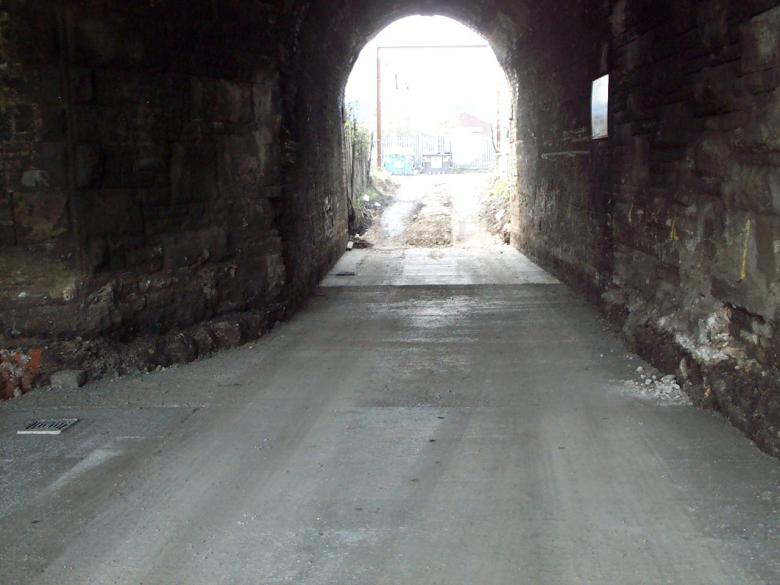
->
[381,132,497,172]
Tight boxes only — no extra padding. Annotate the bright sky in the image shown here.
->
[345,16,508,132]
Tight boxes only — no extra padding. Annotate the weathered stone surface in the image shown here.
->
[161,227,229,270]
[12,191,69,244]
[606,0,780,456]
[191,326,216,356]
[170,143,218,203]
[49,369,87,389]
[741,5,780,73]
[161,333,197,366]
[71,12,167,70]
[210,321,243,349]
[191,78,254,125]
[76,143,105,188]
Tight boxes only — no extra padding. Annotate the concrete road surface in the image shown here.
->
[1,246,778,585]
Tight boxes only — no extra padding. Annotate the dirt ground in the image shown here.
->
[363,173,499,248]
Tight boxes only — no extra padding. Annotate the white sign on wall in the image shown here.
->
[591,74,609,139]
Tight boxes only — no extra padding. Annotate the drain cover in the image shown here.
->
[335,271,356,277]
[17,418,79,435]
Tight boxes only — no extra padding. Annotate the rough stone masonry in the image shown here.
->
[0,0,778,456]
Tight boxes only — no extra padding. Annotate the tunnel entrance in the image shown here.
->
[342,16,512,250]
[322,16,554,286]
[1,0,778,458]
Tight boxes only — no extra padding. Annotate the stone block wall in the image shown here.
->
[276,1,352,306]
[606,0,780,454]
[0,0,292,383]
[0,0,778,455]
[510,0,613,301]
[0,1,69,250]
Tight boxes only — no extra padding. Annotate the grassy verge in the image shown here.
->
[480,174,511,243]
[351,168,398,237]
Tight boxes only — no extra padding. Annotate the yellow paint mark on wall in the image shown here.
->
[669,216,679,242]
[739,218,752,282]
[628,202,634,225]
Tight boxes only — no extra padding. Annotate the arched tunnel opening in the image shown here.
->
[341,15,513,250]
[0,1,779,581]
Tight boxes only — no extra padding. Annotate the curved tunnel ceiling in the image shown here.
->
[287,0,550,92]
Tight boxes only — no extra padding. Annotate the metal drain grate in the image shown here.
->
[335,271,356,277]
[17,418,79,435]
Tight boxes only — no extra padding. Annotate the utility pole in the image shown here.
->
[376,47,382,168]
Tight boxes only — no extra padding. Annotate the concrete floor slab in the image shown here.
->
[322,246,559,286]
[0,249,778,584]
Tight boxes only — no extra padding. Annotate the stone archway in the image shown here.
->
[279,0,613,303]
[1,0,778,456]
